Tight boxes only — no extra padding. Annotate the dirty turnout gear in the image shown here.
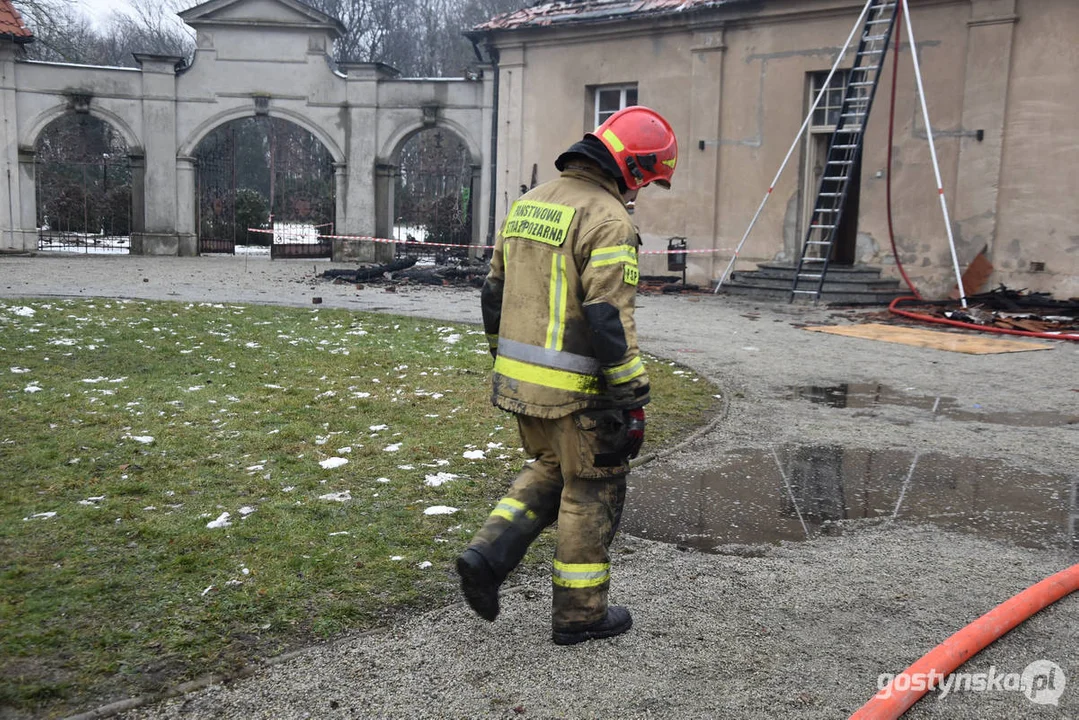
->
[482,164,651,418]
[461,411,629,628]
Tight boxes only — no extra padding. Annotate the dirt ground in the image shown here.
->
[2,253,1077,720]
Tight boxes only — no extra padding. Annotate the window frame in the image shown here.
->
[593,84,639,128]
[808,71,851,130]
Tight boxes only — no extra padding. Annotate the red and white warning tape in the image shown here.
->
[249,228,730,255]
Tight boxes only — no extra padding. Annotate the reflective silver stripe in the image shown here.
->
[603,356,645,384]
[498,337,601,375]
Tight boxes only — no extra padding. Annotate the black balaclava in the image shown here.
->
[554,135,628,193]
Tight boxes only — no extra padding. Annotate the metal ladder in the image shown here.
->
[790,0,900,302]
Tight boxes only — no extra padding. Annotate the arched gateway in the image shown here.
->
[0,0,492,262]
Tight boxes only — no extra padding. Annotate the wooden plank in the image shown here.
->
[804,322,1054,354]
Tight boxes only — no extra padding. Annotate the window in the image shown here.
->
[809,71,850,128]
[594,85,638,127]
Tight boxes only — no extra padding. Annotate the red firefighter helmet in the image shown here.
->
[590,106,678,190]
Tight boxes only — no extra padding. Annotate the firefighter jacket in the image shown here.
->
[482,164,651,419]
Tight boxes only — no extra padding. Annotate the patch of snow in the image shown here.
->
[11,306,35,317]
[383,443,402,452]
[390,555,404,561]
[424,472,459,487]
[10,367,31,374]
[369,424,388,431]
[128,435,155,444]
[417,561,433,569]
[376,477,391,483]
[206,512,232,529]
[463,450,485,460]
[336,446,352,454]
[318,490,351,502]
[24,383,42,393]
[423,505,459,516]
[24,511,57,520]
[238,506,256,516]
[319,457,348,469]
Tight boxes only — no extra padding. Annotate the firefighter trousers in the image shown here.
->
[466,408,629,628]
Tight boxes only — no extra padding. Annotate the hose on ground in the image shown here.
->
[888,296,1079,342]
[850,562,1079,719]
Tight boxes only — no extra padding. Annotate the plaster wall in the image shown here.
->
[486,0,1078,298]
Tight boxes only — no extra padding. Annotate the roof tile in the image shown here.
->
[0,0,33,40]
[473,0,740,32]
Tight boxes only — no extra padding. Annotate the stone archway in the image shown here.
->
[191,116,337,258]
[376,119,484,259]
[33,113,136,254]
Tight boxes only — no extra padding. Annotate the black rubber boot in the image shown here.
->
[552,605,633,646]
[456,548,500,622]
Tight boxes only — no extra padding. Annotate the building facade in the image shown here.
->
[469,0,1078,298]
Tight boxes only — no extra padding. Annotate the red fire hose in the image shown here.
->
[850,563,1079,719]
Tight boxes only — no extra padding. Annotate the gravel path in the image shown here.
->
[3,253,1076,719]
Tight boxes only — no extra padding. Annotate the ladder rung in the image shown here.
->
[857,50,883,56]
[819,192,843,196]
[854,65,882,72]
[850,80,876,86]
[810,224,837,229]
[866,19,893,25]
[827,160,854,165]
[792,290,819,295]
[801,257,827,262]
[815,208,840,212]
[807,240,833,245]
[822,176,848,181]
[798,274,823,279]
[863,34,889,41]
[832,144,859,149]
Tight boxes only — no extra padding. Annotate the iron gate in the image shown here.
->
[394,128,473,261]
[194,117,335,257]
[35,113,132,254]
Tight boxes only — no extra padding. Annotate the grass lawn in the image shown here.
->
[0,298,718,718]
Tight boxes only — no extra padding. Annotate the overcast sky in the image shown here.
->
[74,0,192,28]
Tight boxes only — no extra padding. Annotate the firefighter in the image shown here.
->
[456,106,678,645]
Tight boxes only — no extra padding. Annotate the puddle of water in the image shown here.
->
[624,446,1077,552]
[785,383,1079,427]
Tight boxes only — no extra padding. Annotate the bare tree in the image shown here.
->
[13,0,193,67]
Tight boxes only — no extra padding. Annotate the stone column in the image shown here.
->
[0,42,23,250]
[131,54,186,255]
[333,161,347,236]
[953,0,1017,267]
[338,63,393,263]
[16,145,36,250]
[175,155,197,240]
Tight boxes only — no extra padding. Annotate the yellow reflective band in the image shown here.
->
[552,559,610,588]
[492,497,537,523]
[490,507,516,522]
[604,356,645,385]
[591,244,638,260]
[553,560,608,573]
[601,128,625,153]
[545,254,567,351]
[494,356,602,395]
[503,200,576,246]
[590,244,638,268]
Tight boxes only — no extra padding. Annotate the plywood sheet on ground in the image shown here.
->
[805,322,1054,354]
